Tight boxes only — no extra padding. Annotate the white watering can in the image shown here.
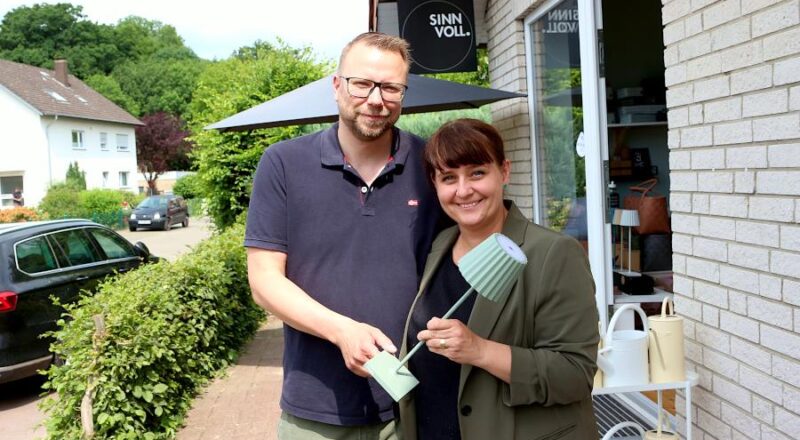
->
[644,408,679,439]
[598,304,650,387]
[648,297,685,383]
[602,421,645,440]
[593,321,604,389]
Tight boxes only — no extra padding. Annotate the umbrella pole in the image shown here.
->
[396,286,476,371]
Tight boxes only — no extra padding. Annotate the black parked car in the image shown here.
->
[128,195,189,231]
[0,219,158,384]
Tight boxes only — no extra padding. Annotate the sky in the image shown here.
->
[0,0,369,62]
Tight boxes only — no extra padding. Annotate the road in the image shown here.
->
[0,216,214,440]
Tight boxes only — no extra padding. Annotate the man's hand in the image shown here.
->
[332,319,397,377]
[248,248,398,377]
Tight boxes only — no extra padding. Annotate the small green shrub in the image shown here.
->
[41,222,264,439]
[172,174,200,200]
[39,183,83,219]
[79,189,124,215]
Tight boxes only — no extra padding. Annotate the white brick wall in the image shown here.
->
[663,1,800,438]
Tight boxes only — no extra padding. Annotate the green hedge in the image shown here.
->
[41,222,264,439]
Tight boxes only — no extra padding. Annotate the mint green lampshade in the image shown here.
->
[458,233,527,303]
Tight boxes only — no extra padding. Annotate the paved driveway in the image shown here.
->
[0,216,215,440]
[118,215,214,261]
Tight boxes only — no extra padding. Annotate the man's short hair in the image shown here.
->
[337,32,411,73]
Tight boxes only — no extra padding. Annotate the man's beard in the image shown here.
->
[353,114,393,139]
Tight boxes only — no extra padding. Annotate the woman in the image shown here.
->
[398,119,599,440]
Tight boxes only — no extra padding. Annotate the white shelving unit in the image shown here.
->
[614,287,673,304]
[593,370,699,439]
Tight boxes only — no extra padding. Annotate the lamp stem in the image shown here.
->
[396,286,476,370]
[627,226,632,273]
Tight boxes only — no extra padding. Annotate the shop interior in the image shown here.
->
[602,0,672,300]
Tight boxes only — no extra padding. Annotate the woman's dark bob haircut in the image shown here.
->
[423,118,506,183]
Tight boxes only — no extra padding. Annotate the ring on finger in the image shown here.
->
[439,338,447,349]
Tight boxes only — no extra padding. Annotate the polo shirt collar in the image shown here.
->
[320,122,412,170]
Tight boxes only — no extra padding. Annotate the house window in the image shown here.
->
[102,172,109,187]
[119,172,129,187]
[100,132,108,150]
[72,130,85,149]
[0,175,24,207]
[116,134,129,151]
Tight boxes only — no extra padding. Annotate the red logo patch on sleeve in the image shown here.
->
[407,199,419,206]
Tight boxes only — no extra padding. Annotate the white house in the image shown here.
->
[0,58,142,208]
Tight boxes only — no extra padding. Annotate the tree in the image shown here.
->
[84,74,140,115]
[136,112,191,194]
[113,16,188,61]
[188,41,330,228]
[112,57,207,118]
[65,161,86,190]
[0,3,122,78]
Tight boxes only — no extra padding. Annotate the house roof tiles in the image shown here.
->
[0,59,142,126]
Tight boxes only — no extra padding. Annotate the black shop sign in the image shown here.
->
[398,0,477,74]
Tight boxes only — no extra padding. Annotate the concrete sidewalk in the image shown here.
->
[177,318,284,440]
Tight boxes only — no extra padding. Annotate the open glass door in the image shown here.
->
[524,0,612,328]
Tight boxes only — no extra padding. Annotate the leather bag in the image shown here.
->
[623,178,670,235]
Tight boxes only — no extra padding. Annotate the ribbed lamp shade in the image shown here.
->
[458,233,527,303]
[612,208,640,227]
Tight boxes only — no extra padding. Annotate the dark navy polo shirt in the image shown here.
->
[244,123,439,426]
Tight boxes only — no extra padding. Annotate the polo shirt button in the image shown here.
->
[460,405,472,416]
[361,186,368,193]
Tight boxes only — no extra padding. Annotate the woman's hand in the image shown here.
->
[418,317,512,383]
[418,317,486,365]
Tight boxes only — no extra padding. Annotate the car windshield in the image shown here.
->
[137,197,168,209]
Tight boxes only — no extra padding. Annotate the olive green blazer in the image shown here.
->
[398,202,600,440]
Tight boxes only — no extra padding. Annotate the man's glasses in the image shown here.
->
[340,76,408,102]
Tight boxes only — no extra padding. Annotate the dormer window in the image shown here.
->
[46,90,67,102]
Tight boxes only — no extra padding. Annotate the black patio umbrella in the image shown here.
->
[207,74,525,132]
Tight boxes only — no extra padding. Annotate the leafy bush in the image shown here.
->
[79,189,125,215]
[39,183,83,219]
[0,206,40,223]
[172,173,200,200]
[41,222,264,439]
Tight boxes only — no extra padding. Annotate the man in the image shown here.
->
[245,33,439,439]
[12,188,23,207]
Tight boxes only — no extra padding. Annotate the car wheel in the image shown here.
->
[129,225,136,232]
[182,217,189,228]
[162,218,171,231]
